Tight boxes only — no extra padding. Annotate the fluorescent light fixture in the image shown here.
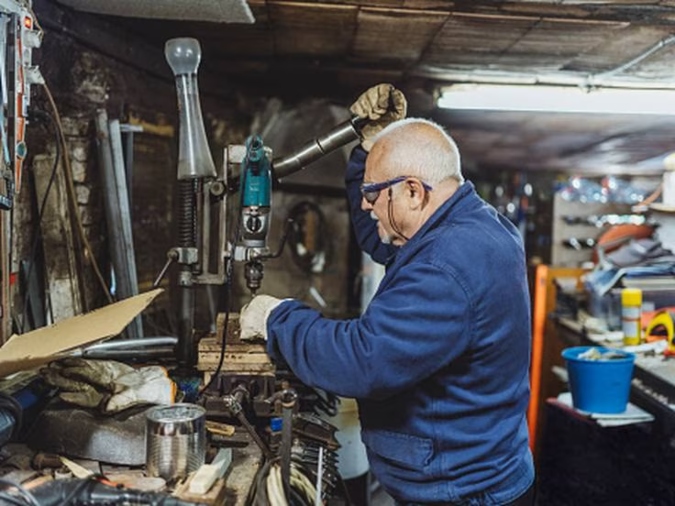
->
[437,84,675,115]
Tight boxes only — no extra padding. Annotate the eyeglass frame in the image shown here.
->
[360,176,433,205]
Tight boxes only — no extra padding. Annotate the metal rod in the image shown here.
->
[280,388,297,500]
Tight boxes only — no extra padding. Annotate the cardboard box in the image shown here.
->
[0,289,163,378]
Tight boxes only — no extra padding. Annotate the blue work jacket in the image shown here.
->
[267,147,534,504]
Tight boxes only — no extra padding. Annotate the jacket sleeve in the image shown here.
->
[266,260,472,400]
[345,146,397,264]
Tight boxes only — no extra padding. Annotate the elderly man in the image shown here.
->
[240,84,534,506]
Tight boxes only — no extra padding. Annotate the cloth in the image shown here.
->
[41,358,176,413]
[239,294,286,340]
[264,147,534,504]
[605,238,675,268]
[349,84,406,151]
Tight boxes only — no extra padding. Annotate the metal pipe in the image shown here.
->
[177,282,195,370]
[271,117,365,180]
[79,339,178,360]
[591,35,675,81]
[223,389,274,460]
[81,347,176,360]
[83,337,178,351]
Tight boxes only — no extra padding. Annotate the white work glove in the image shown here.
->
[350,83,407,151]
[41,358,176,414]
[103,366,176,413]
[239,295,286,341]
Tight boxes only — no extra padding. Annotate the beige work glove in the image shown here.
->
[239,294,286,341]
[40,357,135,396]
[350,83,407,151]
[41,358,176,414]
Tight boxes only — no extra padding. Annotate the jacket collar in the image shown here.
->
[402,180,478,248]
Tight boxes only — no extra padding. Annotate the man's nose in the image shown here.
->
[361,197,373,212]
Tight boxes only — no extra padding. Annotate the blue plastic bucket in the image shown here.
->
[562,346,635,414]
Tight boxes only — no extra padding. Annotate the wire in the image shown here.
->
[290,464,317,504]
[248,458,275,506]
[199,187,245,397]
[59,477,97,505]
[0,492,29,505]
[267,463,288,506]
[0,479,40,506]
[250,458,323,506]
[197,255,234,398]
[18,109,59,333]
[40,82,114,306]
[310,388,339,417]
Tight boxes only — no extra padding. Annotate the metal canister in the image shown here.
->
[145,403,206,481]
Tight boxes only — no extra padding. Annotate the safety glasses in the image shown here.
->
[360,176,433,205]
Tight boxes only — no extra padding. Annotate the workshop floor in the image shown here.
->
[335,474,395,506]
[371,487,395,505]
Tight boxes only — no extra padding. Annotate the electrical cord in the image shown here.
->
[199,194,247,398]
[197,254,234,398]
[248,458,322,506]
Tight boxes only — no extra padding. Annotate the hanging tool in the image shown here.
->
[158,38,373,370]
[0,1,43,203]
[238,134,272,293]
[219,383,274,460]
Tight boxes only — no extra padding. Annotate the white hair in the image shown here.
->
[371,117,464,184]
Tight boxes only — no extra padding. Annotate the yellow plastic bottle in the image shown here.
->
[621,288,642,346]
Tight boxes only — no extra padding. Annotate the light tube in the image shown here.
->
[437,84,675,115]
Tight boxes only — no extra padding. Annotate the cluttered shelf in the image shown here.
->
[554,316,675,434]
[539,317,675,505]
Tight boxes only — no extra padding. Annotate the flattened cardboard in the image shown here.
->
[0,289,163,378]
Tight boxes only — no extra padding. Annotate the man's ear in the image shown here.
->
[406,179,427,209]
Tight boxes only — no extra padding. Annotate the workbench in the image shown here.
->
[536,317,675,505]
[0,422,263,505]
[554,317,675,434]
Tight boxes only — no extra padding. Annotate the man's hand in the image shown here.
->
[239,294,286,341]
[350,83,407,151]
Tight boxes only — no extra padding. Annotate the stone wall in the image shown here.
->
[11,5,358,339]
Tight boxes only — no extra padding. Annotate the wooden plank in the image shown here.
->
[216,313,242,343]
[198,335,274,373]
[172,443,263,505]
[354,8,446,62]
[173,476,229,505]
[0,209,11,342]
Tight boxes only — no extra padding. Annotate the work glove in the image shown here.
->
[239,295,286,341]
[40,358,176,414]
[350,83,407,151]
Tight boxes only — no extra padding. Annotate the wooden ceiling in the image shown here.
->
[46,0,675,176]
